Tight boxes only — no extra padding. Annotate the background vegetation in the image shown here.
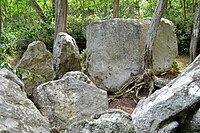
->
[0,0,199,64]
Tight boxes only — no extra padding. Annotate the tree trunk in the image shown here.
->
[113,0,119,18]
[0,5,2,37]
[112,0,169,102]
[143,0,168,95]
[137,0,140,18]
[54,0,68,40]
[144,0,168,70]
[190,1,200,62]
[183,0,187,20]
[30,0,46,22]
[192,0,195,13]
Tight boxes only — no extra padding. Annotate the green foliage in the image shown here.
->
[174,19,193,55]
[171,61,179,71]
[16,22,54,51]
[0,0,55,63]
[0,29,17,63]
[67,15,99,51]
[0,62,13,70]
[0,21,54,62]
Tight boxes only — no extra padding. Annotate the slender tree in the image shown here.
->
[143,0,168,95]
[113,0,120,18]
[54,0,68,40]
[30,0,46,22]
[190,1,200,62]
[114,0,169,101]
[183,0,187,20]
[0,4,2,37]
[192,0,196,13]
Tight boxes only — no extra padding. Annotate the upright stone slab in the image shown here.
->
[86,18,177,92]
[32,71,108,132]
[53,32,81,79]
[0,74,50,132]
[15,41,55,96]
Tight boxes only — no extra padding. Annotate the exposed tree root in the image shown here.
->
[108,69,156,104]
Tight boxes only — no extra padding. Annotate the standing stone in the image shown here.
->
[86,18,177,92]
[131,55,200,133]
[53,32,81,79]
[15,41,55,96]
[65,109,135,133]
[0,75,50,132]
[32,71,108,132]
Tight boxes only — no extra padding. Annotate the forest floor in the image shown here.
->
[108,55,190,114]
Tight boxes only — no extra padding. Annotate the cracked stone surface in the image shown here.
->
[32,71,108,133]
[131,55,200,133]
[0,68,24,90]
[0,74,50,132]
[86,18,177,92]
[65,109,135,133]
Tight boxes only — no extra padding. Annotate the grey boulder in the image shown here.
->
[131,55,200,133]
[0,74,50,132]
[15,41,55,96]
[86,18,177,92]
[0,68,24,89]
[65,109,135,133]
[32,71,108,132]
[53,32,81,79]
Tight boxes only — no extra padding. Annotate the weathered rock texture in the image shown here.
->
[154,78,171,89]
[131,54,200,133]
[0,72,50,132]
[53,32,81,79]
[62,71,96,87]
[86,18,177,92]
[65,109,135,133]
[0,68,24,89]
[32,71,108,132]
[15,41,55,96]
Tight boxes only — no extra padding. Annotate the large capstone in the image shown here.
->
[131,55,200,133]
[0,70,50,132]
[86,18,177,92]
[53,32,81,79]
[15,41,55,96]
[32,71,108,132]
